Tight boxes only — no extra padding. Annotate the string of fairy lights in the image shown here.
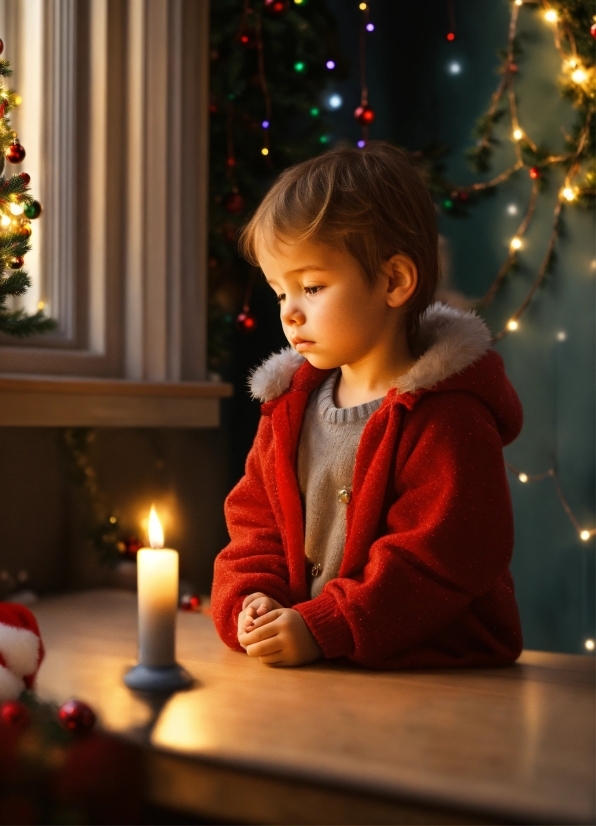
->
[436,0,595,650]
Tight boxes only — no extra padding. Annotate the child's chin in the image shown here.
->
[301,353,341,371]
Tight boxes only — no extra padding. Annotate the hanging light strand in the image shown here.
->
[505,461,595,542]
[255,11,273,162]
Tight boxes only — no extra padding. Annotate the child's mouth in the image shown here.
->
[293,339,314,351]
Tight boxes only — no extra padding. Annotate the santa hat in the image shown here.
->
[0,603,45,702]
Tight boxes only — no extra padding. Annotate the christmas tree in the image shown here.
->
[208,0,346,369]
[0,47,53,337]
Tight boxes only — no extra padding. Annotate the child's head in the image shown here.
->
[239,141,439,363]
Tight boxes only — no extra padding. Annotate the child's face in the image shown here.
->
[259,236,409,371]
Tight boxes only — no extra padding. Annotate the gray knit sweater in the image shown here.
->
[296,370,383,598]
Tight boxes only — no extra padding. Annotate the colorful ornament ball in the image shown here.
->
[446,32,455,41]
[58,699,97,734]
[18,172,31,186]
[123,536,142,557]
[591,23,596,39]
[0,40,3,56]
[180,594,202,612]
[238,29,255,47]
[24,200,42,219]
[236,308,258,334]
[8,256,24,270]
[354,104,375,125]
[264,0,289,14]
[529,166,541,180]
[224,192,246,214]
[1,700,31,728]
[5,140,26,164]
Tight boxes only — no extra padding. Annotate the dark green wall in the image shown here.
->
[230,0,595,653]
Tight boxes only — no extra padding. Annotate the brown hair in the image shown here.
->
[238,141,439,349]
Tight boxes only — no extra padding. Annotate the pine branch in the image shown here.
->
[0,308,57,337]
[0,60,12,78]
[0,174,33,203]
[0,233,32,260]
[0,270,31,298]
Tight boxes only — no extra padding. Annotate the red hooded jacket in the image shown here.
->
[212,303,524,669]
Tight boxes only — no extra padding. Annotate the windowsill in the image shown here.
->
[0,374,233,427]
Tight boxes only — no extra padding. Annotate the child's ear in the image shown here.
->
[385,254,418,308]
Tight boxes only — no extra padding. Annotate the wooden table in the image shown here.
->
[33,590,594,825]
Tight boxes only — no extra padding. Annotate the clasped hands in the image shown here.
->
[237,592,322,667]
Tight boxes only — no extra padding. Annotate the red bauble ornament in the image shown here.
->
[5,140,26,164]
[354,104,375,125]
[236,308,257,334]
[180,594,202,612]
[529,166,541,180]
[58,699,96,734]
[1,700,31,728]
[222,223,237,243]
[18,223,32,238]
[0,40,4,56]
[18,172,31,186]
[8,256,24,270]
[238,29,256,47]
[123,536,142,558]
[591,23,596,40]
[224,191,245,214]
[264,0,289,15]
[446,31,455,41]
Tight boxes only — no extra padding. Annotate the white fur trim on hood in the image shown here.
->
[248,302,491,403]
[0,664,25,702]
[0,621,41,678]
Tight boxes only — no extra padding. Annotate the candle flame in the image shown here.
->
[148,505,164,549]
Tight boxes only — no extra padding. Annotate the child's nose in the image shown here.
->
[281,301,305,326]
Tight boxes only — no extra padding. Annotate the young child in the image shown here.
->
[211,141,524,669]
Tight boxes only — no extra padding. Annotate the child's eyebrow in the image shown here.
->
[284,265,325,275]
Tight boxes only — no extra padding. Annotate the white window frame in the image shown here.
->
[0,0,210,383]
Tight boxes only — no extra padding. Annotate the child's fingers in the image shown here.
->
[242,592,268,610]
[245,637,283,659]
[239,613,281,647]
[247,609,281,630]
[256,603,270,615]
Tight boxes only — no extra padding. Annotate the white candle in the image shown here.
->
[137,506,179,668]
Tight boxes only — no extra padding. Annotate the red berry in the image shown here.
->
[529,166,540,180]
[1,700,31,728]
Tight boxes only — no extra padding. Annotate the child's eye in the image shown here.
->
[304,286,323,296]
[275,294,285,304]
